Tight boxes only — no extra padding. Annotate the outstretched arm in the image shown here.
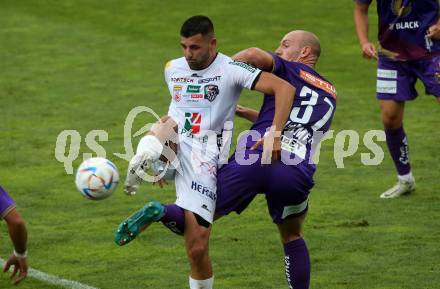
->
[252,72,295,162]
[233,48,274,71]
[354,2,377,59]
[3,208,28,284]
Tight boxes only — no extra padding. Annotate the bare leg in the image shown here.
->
[379,100,404,129]
[183,211,214,288]
[184,211,212,280]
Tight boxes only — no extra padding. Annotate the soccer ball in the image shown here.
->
[75,157,119,200]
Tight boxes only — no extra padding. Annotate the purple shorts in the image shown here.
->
[0,186,16,219]
[216,151,314,224]
[376,56,440,101]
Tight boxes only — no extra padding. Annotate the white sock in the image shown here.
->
[189,276,214,289]
[136,135,163,160]
[398,171,414,183]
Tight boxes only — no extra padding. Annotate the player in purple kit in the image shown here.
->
[0,186,28,284]
[354,0,440,198]
[215,30,336,289]
[142,30,336,289]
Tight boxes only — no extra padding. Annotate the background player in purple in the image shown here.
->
[354,0,440,198]
[0,186,28,284]
[144,30,336,289]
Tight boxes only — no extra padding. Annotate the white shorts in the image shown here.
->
[171,138,219,223]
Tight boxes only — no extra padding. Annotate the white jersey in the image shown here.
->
[163,53,262,223]
[165,53,262,145]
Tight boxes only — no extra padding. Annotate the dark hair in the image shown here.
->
[180,15,214,38]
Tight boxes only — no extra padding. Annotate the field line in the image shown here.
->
[0,258,99,289]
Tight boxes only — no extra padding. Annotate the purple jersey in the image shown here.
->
[357,0,440,60]
[241,54,336,167]
[0,186,16,219]
[217,55,336,223]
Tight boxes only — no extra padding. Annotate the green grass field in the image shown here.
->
[1,0,440,288]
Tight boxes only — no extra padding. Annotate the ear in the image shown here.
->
[210,37,217,48]
[300,46,312,58]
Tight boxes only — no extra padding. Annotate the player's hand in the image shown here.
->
[427,24,440,40]
[235,104,259,122]
[235,105,247,118]
[361,42,378,60]
[251,128,281,164]
[3,254,28,285]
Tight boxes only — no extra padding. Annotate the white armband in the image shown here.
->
[13,249,27,259]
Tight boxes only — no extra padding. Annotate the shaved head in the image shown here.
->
[275,30,321,66]
[286,30,321,57]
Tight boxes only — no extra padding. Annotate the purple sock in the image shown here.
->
[160,204,185,235]
[284,238,310,289]
[385,127,411,175]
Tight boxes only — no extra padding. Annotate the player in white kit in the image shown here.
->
[114,16,295,289]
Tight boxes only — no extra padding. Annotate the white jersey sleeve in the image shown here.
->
[164,60,173,83]
[164,60,177,120]
[223,60,262,90]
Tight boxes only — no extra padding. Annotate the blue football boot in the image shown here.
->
[115,201,165,246]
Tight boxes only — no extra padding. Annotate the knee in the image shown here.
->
[159,116,178,133]
[380,103,403,129]
[381,112,402,129]
[278,215,305,244]
[4,210,26,228]
[187,242,209,263]
[150,116,177,135]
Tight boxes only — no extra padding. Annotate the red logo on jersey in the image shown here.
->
[184,112,201,134]
[299,70,337,99]
[173,85,182,102]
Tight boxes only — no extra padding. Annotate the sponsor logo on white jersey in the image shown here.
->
[171,77,194,83]
[204,84,219,102]
[182,112,202,135]
[191,181,217,201]
[173,85,182,102]
[198,75,221,84]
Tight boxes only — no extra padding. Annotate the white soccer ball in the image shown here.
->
[75,157,119,200]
